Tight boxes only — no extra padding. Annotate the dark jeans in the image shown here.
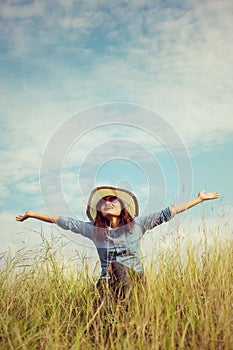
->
[96,262,142,301]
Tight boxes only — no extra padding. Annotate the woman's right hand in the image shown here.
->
[16,210,33,222]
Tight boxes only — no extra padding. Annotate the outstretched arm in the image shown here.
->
[16,210,59,224]
[170,190,219,215]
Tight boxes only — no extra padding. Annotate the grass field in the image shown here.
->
[0,231,232,350]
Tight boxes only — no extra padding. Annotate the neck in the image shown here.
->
[106,216,120,228]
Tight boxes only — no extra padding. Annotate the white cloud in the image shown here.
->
[2,1,232,144]
[0,1,44,20]
[0,185,10,207]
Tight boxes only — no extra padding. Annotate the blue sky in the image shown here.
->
[0,0,232,264]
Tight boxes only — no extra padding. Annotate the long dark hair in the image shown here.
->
[94,198,134,241]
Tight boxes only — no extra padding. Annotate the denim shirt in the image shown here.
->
[57,207,173,278]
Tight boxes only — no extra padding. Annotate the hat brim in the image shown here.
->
[86,186,139,222]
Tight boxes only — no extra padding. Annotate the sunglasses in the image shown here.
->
[99,196,119,205]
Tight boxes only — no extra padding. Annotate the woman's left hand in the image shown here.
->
[198,190,219,201]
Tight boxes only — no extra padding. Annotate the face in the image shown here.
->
[98,196,122,218]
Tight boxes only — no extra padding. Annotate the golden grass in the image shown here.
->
[0,233,232,350]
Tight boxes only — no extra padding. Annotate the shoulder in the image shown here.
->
[135,207,173,229]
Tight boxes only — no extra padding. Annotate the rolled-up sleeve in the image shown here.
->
[137,207,173,232]
[57,216,94,240]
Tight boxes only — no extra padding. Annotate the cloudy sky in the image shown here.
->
[0,0,232,267]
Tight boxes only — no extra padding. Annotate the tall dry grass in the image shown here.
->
[0,231,232,350]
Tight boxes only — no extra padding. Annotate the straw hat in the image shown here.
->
[86,186,139,222]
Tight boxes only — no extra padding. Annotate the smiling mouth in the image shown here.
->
[105,205,114,210]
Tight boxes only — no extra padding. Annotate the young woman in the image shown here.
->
[16,186,219,300]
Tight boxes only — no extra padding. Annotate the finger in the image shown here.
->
[208,192,219,198]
